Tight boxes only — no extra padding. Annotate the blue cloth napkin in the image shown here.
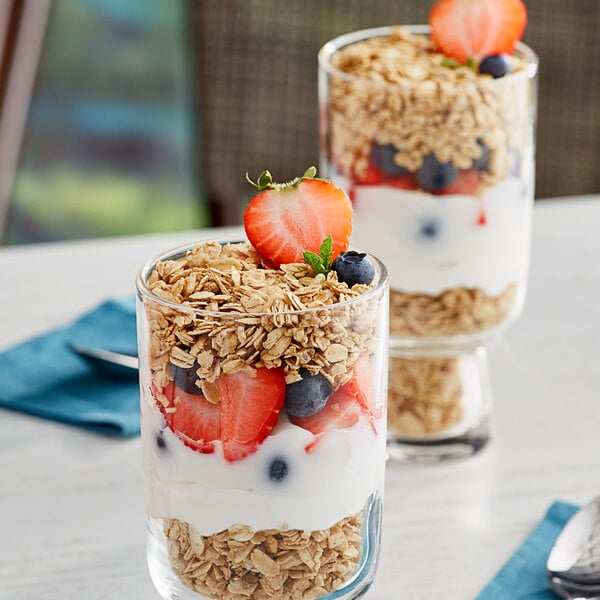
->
[477,501,580,599]
[0,297,140,435]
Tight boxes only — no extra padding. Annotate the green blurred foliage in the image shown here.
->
[4,0,204,245]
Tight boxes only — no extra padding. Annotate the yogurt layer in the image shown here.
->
[141,393,386,536]
[348,176,532,297]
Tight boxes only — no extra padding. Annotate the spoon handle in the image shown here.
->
[69,343,139,378]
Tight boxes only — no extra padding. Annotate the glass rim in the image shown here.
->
[135,235,390,318]
[318,24,539,87]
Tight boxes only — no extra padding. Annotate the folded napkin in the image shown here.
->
[0,297,140,435]
[477,501,580,599]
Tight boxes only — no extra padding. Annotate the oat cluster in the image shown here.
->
[389,284,517,338]
[327,27,530,189]
[164,515,363,600]
[388,356,463,435]
[144,241,379,390]
[387,284,516,435]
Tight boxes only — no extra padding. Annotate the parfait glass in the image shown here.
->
[136,238,389,599]
[319,26,538,461]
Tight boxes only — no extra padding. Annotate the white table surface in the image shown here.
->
[1,198,600,599]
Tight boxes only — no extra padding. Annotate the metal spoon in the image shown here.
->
[69,343,139,379]
[547,496,600,599]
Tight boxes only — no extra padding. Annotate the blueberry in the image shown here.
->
[269,457,288,482]
[331,251,376,287]
[156,431,167,450]
[473,139,490,172]
[369,143,408,176]
[285,369,333,418]
[479,54,512,79]
[420,220,439,238]
[416,154,458,192]
[170,361,201,395]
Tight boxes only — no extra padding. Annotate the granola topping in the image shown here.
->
[327,27,530,189]
[144,240,378,391]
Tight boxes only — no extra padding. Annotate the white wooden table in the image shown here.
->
[1,198,600,599]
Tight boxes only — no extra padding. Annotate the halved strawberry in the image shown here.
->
[244,167,352,268]
[429,0,527,65]
[435,169,481,196]
[159,382,221,453]
[217,368,286,462]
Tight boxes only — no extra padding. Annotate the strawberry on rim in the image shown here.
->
[429,0,527,65]
[244,167,353,268]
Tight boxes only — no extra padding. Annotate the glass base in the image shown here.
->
[386,346,492,463]
[146,495,382,600]
[386,420,490,463]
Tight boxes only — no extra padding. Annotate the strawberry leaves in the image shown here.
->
[246,166,326,192]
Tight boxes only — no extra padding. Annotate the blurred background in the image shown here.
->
[0,0,204,244]
[1,0,598,245]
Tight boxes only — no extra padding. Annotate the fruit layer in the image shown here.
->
[141,395,386,536]
[347,175,532,297]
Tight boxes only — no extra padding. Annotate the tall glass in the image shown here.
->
[319,26,538,461]
[136,239,389,599]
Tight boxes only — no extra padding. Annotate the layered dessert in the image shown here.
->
[319,0,536,439]
[137,169,388,599]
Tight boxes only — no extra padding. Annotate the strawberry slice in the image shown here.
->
[244,167,352,268]
[218,368,286,462]
[290,384,366,453]
[477,207,487,226]
[353,162,387,185]
[159,382,221,453]
[346,356,383,420]
[435,169,481,196]
[429,0,527,64]
[386,173,418,191]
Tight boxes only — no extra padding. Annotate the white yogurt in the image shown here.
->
[141,392,386,536]
[347,177,533,297]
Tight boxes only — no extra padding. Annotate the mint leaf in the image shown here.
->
[441,57,461,69]
[320,234,333,268]
[303,235,334,275]
[303,251,328,274]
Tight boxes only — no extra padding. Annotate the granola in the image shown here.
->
[388,356,463,435]
[327,27,529,191]
[144,240,379,392]
[389,284,517,338]
[387,284,515,436]
[164,514,363,600]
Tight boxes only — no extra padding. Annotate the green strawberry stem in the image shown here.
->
[246,166,327,192]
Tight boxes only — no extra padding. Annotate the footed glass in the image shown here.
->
[319,26,538,461]
[136,238,389,599]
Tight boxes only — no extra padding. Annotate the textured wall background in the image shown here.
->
[191,0,599,224]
